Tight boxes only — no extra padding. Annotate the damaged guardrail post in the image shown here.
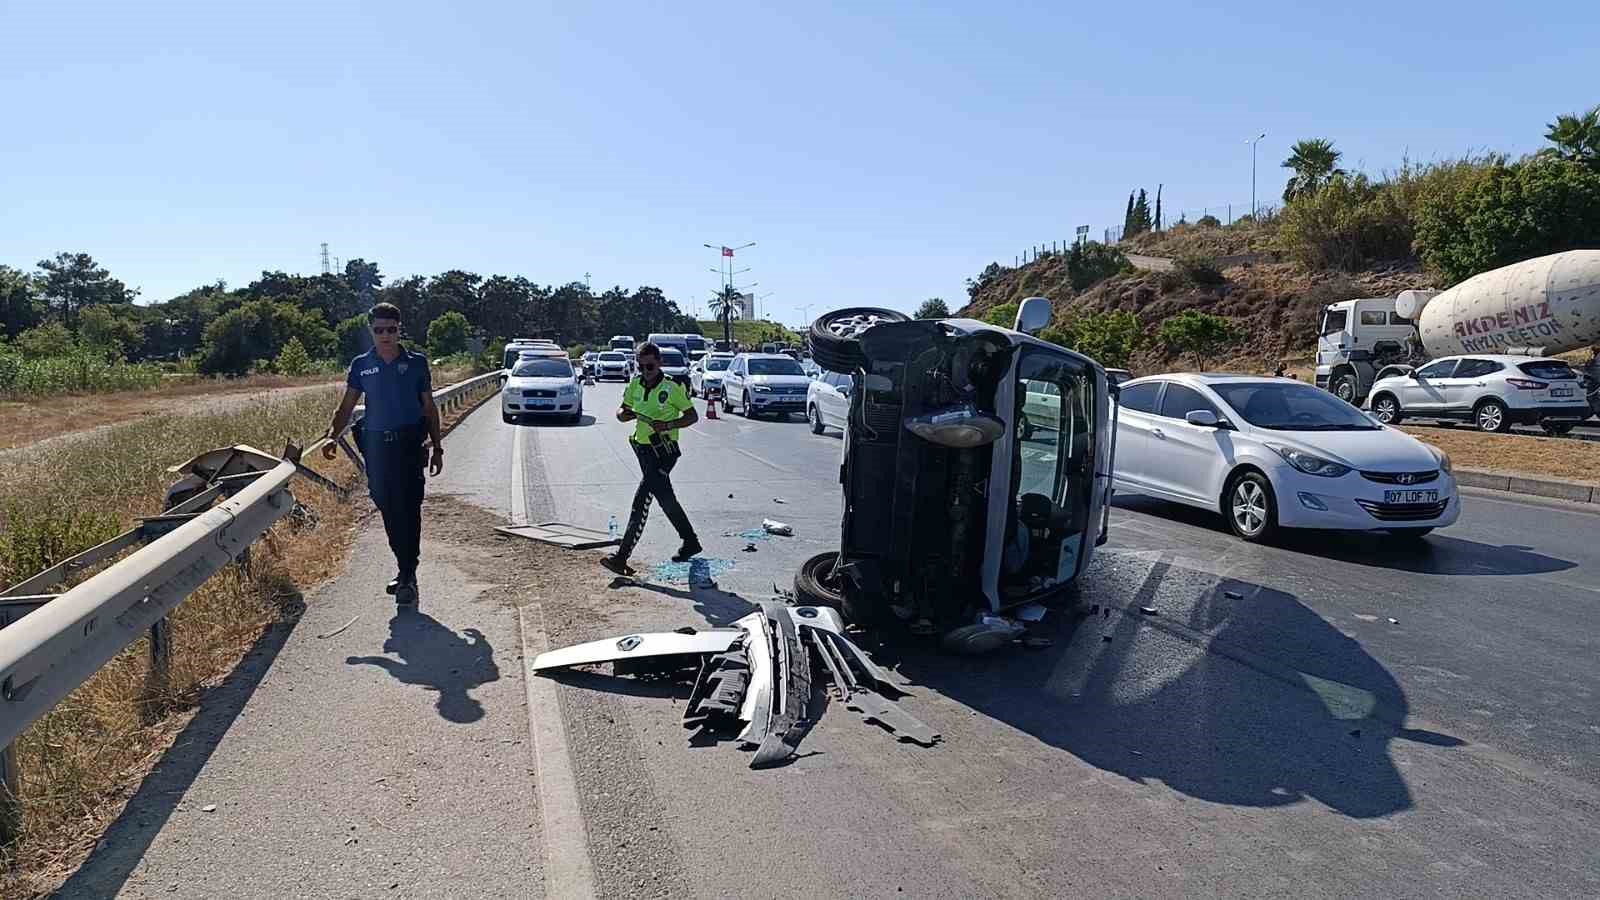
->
[141,617,173,725]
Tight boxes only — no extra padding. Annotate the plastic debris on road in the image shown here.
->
[761,519,793,536]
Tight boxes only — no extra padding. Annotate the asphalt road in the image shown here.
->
[498,382,1600,898]
[82,384,1600,898]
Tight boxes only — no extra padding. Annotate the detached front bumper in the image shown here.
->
[1272,468,1461,531]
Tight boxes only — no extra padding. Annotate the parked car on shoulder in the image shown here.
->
[1365,354,1590,435]
[722,353,811,418]
[1114,374,1458,542]
[806,370,851,434]
[502,356,584,423]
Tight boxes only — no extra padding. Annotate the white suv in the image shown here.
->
[1365,355,1590,435]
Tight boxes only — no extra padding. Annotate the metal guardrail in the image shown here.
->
[0,370,502,838]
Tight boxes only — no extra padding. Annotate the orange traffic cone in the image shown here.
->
[705,396,719,420]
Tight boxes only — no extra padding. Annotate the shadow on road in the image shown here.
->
[889,557,1463,819]
[623,576,757,626]
[1112,493,1576,576]
[346,610,499,723]
[54,610,304,899]
[509,414,596,428]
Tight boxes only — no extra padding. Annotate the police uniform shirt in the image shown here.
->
[623,376,693,444]
[347,348,433,430]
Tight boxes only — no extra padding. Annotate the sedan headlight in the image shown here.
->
[558,385,577,396]
[1267,443,1351,478]
[753,385,772,392]
[1428,445,1453,474]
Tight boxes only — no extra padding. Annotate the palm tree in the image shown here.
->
[1281,138,1347,203]
[1539,105,1600,168]
[707,288,739,345]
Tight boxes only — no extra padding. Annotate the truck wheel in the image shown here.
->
[1371,393,1402,424]
[1225,471,1278,542]
[1541,422,1574,437]
[1332,373,1359,405]
[810,307,909,374]
[794,551,844,611]
[1475,399,1510,433]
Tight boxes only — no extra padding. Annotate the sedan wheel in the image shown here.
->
[1227,473,1277,542]
[809,404,825,435]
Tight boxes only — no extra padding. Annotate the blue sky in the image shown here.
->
[1,0,1593,324]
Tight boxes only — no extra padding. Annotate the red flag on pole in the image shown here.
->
[722,247,734,257]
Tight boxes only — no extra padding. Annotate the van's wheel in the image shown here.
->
[1226,471,1278,542]
[1475,399,1510,433]
[1541,421,1574,437]
[808,404,825,434]
[1332,373,1359,404]
[1371,393,1402,424]
[810,307,910,374]
[794,552,844,611]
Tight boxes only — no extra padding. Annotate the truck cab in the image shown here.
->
[1314,298,1420,405]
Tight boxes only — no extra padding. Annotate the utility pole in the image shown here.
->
[1248,132,1266,219]
[320,243,330,275]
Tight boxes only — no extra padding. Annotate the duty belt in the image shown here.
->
[366,424,425,443]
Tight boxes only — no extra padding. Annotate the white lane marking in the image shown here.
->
[519,604,598,900]
[510,423,528,526]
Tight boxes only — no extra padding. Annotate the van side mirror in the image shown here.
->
[1014,296,1052,335]
[1185,410,1220,427]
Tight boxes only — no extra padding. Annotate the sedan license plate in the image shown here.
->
[531,401,554,409]
[1551,386,1574,398]
[1384,489,1437,504]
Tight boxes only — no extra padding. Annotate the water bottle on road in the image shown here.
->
[608,515,618,539]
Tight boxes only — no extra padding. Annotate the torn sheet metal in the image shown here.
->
[845,688,941,747]
[496,521,621,550]
[532,629,742,672]
[810,624,855,702]
[814,630,907,698]
[751,601,813,768]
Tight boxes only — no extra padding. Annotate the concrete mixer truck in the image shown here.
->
[1314,250,1600,421]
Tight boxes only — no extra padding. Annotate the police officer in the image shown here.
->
[322,303,444,605]
[602,341,702,576]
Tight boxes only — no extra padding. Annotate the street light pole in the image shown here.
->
[1248,132,1266,219]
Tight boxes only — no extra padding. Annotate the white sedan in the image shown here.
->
[502,356,584,424]
[1113,374,1458,542]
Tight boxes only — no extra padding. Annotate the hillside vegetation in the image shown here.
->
[960,103,1600,372]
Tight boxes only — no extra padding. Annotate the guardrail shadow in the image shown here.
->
[54,610,304,899]
[345,611,499,723]
[889,558,1462,819]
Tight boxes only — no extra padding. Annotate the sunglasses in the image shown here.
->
[372,325,399,335]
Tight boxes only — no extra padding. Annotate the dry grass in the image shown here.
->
[1401,425,1600,484]
[0,366,477,452]
[0,378,498,896]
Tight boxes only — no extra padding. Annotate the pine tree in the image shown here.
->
[1154,184,1163,233]
[1130,189,1153,236]
[1124,192,1135,237]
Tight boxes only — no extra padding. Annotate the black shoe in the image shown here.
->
[600,555,635,577]
[671,540,703,563]
[385,577,401,595]
[394,576,418,606]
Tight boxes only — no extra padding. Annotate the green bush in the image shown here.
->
[426,310,471,357]
[1044,310,1144,369]
[1196,215,1221,228]
[198,300,335,376]
[274,336,312,376]
[0,348,164,398]
[1064,242,1133,291]
[981,302,1019,328]
[1174,255,1226,286]
[14,322,76,359]
[1414,157,1600,283]
[1155,311,1243,371]
[1275,173,1414,270]
[335,314,371,363]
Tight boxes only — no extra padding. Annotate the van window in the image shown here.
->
[1117,381,1160,413]
[1321,310,1348,335]
[1359,310,1387,326]
[1389,311,1412,326]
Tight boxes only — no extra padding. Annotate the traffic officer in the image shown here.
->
[322,302,444,605]
[602,341,702,576]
